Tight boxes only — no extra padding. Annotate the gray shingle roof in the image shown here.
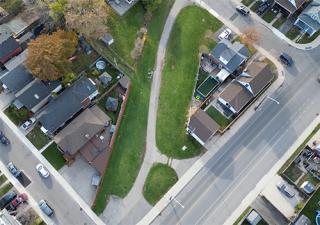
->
[16,80,61,112]
[0,36,21,60]
[210,39,249,73]
[0,65,34,93]
[297,0,320,31]
[275,0,306,13]
[38,77,97,134]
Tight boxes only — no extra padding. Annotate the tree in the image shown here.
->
[25,30,78,81]
[64,0,109,39]
[240,27,261,46]
[141,0,162,12]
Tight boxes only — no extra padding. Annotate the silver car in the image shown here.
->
[39,200,54,216]
[276,182,295,198]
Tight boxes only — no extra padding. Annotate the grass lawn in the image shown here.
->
[26,126,50,150]
[233,207,251,225]
[297,173,320,187]
[143,163,178,205]
[272,17,286,29]
[157,6,222,158]
[262,10,277,23]
[197,76,219,97]
[241,0,255,7]
[70,51,99,74]
[283,163,303,182]
[0,174,7,186]
[0,0,23,15]
[92,0,175,214]
[42,143,65,170]
[250,1,260,12]
[279,123,320,173]
[300,186,320,222]
[4,106,30,126]
[206,106,231,129]
[196,69,209,88]
[0,182,13,196]
[286,27,301,40]
[298,30,320,44]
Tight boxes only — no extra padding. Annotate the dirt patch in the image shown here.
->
[205,30,216,41]
[199,45,209,54]
[130,27,148,62]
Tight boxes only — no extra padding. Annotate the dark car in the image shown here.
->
[257,2,271,15]
[7,162,21,178]
[39,200,54,217]
[236,6,250,16]
[7,193,28,210]
[0,191,17,209]
[0,131,10,145]
[279,53,293,66]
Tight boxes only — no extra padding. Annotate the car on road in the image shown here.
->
[279,53,293,66]
[0,131,10,145]
[276,182,295,198]
[7,193,28,210]
[218,28,232,40]
[318,76,320,83]
[36,163,50,178]
[39,200,54,217]
[236,6,250,16]
[20,118,36,130]
[7,162,21,178]
[0,191,17,210]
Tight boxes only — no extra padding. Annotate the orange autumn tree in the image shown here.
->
[25,30,78,81]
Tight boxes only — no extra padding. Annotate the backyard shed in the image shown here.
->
[99,72,112,87]
[105,97,118,111]
[100,33,114,46]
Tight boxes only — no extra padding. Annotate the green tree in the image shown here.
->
[25,30,78,81]
[141,0,162,12]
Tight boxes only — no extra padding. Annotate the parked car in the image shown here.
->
[20,117,36,130]
[39,200,54,217]
[0,131,10,145]
[276,182,295,198]
[7,193,28,210]
[257,1,271,15]
[0,191,17,210]
[236,6,250,16]
[218,28,232,40]
[279,53,293,66]
[36,163,50,178]
[126,0,134,4]
[300,181,315,194]
[7,162,21,178]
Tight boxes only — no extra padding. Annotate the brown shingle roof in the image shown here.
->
[219,81,253,113]
[239,62,274,96]
[188,109,219,143]
[275,0,306,13]
[54,106,110,155]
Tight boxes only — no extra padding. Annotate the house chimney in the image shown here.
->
[85,134,90,139]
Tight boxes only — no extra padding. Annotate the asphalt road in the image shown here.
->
[151,0,320,225]
[0,118,97,225]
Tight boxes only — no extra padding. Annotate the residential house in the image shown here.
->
[0,65,33,93]
[38,77,99,135]
[274,0,307,15]
[0,34,22,65]
[0,209,21,225]
[14,80,62,113]
[209,39,249,75]
[218,62,274,114]
[187,109,220,145]
[294,0,320,36]
[294,215,311,225]
[54,106,111,174]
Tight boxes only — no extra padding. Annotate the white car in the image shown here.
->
[218,28,232,40]
[36,163,50,178]
[20,117,36,130]
[126,0,134,4]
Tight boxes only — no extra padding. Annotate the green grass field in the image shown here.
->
[143,163,178,205]
[42,143,65,170]
[26,126,50,150]
[92,0,175,214]
[156,6,222,158]
[206,106,231,129]
[4,106,29,125]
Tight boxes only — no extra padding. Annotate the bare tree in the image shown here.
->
[240,27,261,46]
[64,0,110,39]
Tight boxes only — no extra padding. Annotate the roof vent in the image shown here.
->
[34,94,39,99]
[85,134,90,139]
